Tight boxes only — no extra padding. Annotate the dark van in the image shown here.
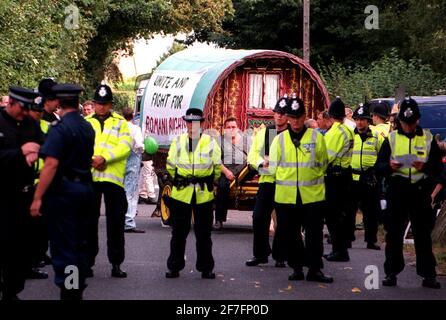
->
[370,96,446,139]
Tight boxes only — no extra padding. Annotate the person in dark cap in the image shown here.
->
[268,96,333,283]
[323,97,355,262]
[165,107,221,279]
[245,95,289,268]
[0,86,43,300]
[85,83,132,279]
[30,83,96,300]
[370,100,391,138]
[38,78,60,123]
[349,104,384,250]
[376,98,443,289]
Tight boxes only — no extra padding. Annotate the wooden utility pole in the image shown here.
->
[303,0,310,63]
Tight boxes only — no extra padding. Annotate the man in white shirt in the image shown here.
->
[344,107,356,130]
[122,107,145,233]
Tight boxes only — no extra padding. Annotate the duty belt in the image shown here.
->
[173,174,214,191]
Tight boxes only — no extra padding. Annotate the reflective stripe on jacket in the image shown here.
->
[269,128,327,205]
[86,112,131,187]
[166,133,221,204]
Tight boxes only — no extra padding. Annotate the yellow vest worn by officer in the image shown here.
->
[34,120,49,185]
[388,128,432,184]
[351,129,383,181]
[247,126,275,184]
[370,100,391,138]
[325,121,354,168]
[167,133,221,205]
[351,104,384,182]
[269,128,328,205]
[371,122,391,138]
[86,112,132,187]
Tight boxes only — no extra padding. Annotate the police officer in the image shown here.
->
[165,108,221,279]
[245,95,289,267]
[30,84,95,300]
[370,100,391,138]
[376,98,442,289]
[349,104,384,250]
[323,97,354,262]
[85,83,132,278]
[26,96,51,280]
[0,86,43,300]
[38,78,60,123]
[269,96,333,283]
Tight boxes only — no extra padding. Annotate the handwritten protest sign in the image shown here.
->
[141,70,205,146]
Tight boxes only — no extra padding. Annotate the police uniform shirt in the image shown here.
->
[0,109,43,191]
[40,112,95,189]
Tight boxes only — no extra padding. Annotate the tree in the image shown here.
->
[0,0,232,94]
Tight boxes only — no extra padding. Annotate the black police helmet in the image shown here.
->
[93,83,113,104]
[328,97,346,118]
[398,98,421,124]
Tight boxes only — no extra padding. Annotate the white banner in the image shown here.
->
[141,70,205,146]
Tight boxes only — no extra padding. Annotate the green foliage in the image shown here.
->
[204,0,446,76]
[0,0,231,94]
[112,91,134,114]
[319,50,446,108]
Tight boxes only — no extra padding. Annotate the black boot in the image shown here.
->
[323,251,350,262]
[111,264,127,278]
[165,270,180,278]
[201,271,216,279]
[382,274,397,287]
[60,288,83,300]
[288,268,305,281]
[245,257,268,267]
[422,277,441,289]
[306,269,334,283]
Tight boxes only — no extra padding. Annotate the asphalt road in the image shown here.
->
[20,204,446,300]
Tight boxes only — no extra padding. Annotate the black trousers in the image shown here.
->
[384,178,437,278]
[87,182,128,267]
[43,179,94,291]
[251,182,278,260]
[28,213,49,266]
[350,180,379,244]
[0,189,33,298]
[325,172,353,254]
[274,201,325,271]
[214,175,230,223]
[167,195,214,273]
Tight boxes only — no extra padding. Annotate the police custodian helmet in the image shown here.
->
[398,98,421,124]
[93,82,113,104]
[328,97,346,118]
[273,95,289,114]
[286,96,305,118]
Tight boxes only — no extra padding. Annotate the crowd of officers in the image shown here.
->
[0,78,443,300]
[1,79,131,300]
[165,94,443,289]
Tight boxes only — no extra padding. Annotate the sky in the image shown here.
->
[118,34,216,80]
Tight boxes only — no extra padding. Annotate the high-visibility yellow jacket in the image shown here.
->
[325,121,354,169]
[269,128,327,205]
[371,122,391,138]
[166,133,221,204]
[34,119,49,185]
[86,112,132,188]
[351,128,384,181]
[247,126,275,184]
[388,129,432,183]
